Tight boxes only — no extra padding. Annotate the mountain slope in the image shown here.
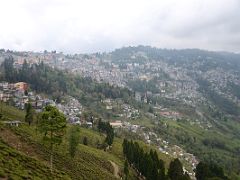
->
[0,103,173,179]
[1,47,240,178]
[0,103,118,179]
[0,136,70,180]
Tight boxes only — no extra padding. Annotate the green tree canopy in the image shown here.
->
[68,126,80,158]
[37,105,67,171]
[25,103,35,125]
[124,160,129,180]
[196,162,227,180]
[168,158,188,180]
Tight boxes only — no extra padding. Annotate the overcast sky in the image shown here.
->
[0,0,240,53]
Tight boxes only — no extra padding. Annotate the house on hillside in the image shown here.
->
[135,92,141,102]
[110,121,122,128]
[14,82,28,92]
[86,122,93,128]
[3,120,22,127]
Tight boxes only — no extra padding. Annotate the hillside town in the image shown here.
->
[110,119,198,179]
[1,48,239,180]
[0,81,85,124]
[0,80,198,178]
[1,49,239,110]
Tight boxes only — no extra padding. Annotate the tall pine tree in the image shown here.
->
[37,105,67,172]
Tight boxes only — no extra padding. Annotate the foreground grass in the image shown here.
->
[7,124,117,180]
[0,103,117,179]
[0,136,70,180]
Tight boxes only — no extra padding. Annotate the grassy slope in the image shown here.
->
[164,120,240,178]
[0,103,117,180]
[0,102,25,120]
[1,125,118,180]
[0,136,70,180]
[0,103,171,180]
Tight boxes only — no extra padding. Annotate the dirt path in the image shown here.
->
[109,160,120,179]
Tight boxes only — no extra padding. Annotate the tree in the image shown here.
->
[123,139,128,155]
[158,159,165,179]
[105,128,114,146]
[168,158,184,180]
[68,126,80,158]
[83,136,88,145]
[98,120,114,146]
[124,160,129,180]
[196,162,210,180]
[21,59,29,82]
[122,139,166,180]
[37,105,67,172]
[148,106,154,113]
[196,162,227,180]
[25,103,35,125]
[1,56,16,82]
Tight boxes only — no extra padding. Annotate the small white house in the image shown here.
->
[3,120,22,127]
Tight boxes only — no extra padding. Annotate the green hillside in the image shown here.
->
[0,103,119,179]
[0,137,70,180]
[0,103,172,180]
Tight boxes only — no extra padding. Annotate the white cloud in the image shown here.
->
[0,0,239,53]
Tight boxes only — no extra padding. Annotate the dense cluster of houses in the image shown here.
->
[158,110,182,120]
[108,118,197,179]
[56,96,84,124]
[109,120,140,133]
[0,82,85,123]
[121,104,140,119]
[109,119,198,178]
[0,82,55,111]
[0,82,28,103]
[102,98,140,119]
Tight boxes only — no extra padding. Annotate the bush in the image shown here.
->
[83,137,88,145]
